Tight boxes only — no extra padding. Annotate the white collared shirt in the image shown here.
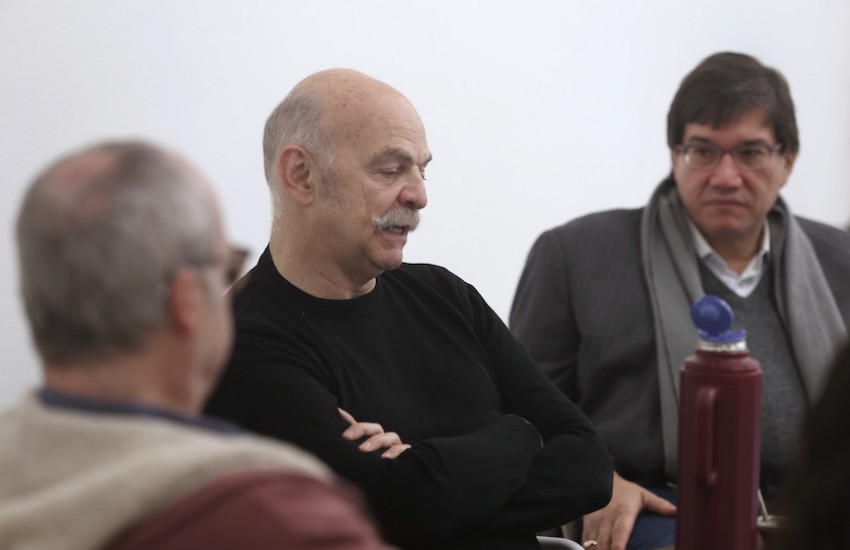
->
[689,220,771,298]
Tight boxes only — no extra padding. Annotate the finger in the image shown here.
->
[594,511,614,550]
[338,407,357,425]
[608,512,634,550]
[342,421,385,440]
[581,512,602,549]
[641,490,677,516]
[359,431,403,452]
[381,444,411,459]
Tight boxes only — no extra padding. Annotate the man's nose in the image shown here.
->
[400,173,428,210]
[709,152,744,188]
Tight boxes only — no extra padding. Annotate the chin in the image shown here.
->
[705,225,753,243]
[375,251,405,271]
[699,215,749,234]
[376,257,403,271]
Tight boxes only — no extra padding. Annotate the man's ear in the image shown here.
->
[278,145,319,204]
[165,267,204,337]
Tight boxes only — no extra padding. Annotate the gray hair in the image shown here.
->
[16,141,219,364]
[262,84,335,219]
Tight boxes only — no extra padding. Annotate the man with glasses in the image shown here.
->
[0,141,392,549]
[510,52,850,550]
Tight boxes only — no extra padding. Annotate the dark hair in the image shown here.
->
[778,341,850,550]
[667,52,799,155]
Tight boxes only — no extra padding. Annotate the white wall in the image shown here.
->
[2,0,849,408]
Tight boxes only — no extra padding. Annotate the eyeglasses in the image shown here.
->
[675,142,783,170]
[185,245,250,287]
[218,245,250,287]
[156,245,250,301]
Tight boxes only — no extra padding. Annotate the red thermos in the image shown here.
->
[676,295,762,550]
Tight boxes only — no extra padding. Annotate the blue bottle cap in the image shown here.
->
[691,295,746,343]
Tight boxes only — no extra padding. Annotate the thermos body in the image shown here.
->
[677,346,762,550]
[676,295,762,550]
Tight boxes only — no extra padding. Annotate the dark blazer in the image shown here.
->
[510,206,850,485]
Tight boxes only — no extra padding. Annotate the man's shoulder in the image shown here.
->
[383,263,475,304]
[107,470,385,550]
[548,208,644,235]
[387,262,463,286]
[532,207,645,254]
[795,215,850,245]
[794,215,850,277]
[393,262,454,277]
[11,394,327,477]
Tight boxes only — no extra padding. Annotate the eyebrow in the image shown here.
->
[367,147,433,169]
[685,136,773,147]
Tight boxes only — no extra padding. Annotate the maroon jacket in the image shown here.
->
[107,469,395,550]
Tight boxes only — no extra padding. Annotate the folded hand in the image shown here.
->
[338,407,411,459]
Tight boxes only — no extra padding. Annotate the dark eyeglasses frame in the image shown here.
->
[183,245,250,288]
[675,142,783,170]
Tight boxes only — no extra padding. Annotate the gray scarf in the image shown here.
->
[640,176,846,479]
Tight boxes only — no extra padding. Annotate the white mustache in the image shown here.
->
[371,208,420,231]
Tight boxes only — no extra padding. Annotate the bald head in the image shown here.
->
[16,141,222,365]
[293,69,412,121]
[262,69,421,210]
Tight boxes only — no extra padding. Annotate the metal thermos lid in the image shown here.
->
[691,295,747,349]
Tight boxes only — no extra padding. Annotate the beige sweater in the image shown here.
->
[0,393,331,550]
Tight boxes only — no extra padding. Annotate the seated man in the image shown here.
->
[0,141,391,550]
[204,69,613,549]
[510,52,850,550]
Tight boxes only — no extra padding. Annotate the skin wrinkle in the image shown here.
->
[269,69,431,300]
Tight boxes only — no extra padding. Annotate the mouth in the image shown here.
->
[705,199,746,208]
[381,225,409,235]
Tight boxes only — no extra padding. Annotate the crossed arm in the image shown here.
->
[345,402,675,550]
[206,355,550,545]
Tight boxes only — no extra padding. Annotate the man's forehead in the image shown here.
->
[331,90,418,128]
[682,111,776,142]
[367,146,433,167]
[329,102,428,158]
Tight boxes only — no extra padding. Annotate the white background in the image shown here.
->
[2,1,849,408]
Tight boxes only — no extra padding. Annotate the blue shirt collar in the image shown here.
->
[38,386,243,435]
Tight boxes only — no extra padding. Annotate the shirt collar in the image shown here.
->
[38,386,243,434]
[687,219,770,298]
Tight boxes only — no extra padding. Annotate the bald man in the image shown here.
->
[205,69,613,549]
[0,141,392,550]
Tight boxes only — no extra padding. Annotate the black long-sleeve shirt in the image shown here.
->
[206,249,612,549]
